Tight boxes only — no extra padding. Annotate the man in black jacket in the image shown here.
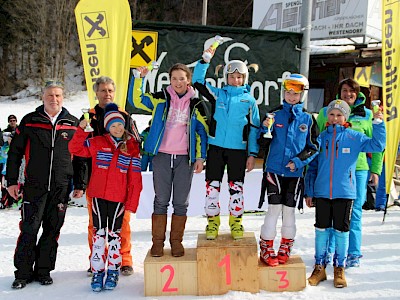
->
[7,80,82,289]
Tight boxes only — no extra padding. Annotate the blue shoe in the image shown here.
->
[346,254,362,268]
[104,269,119,290]
[91,272,105,292]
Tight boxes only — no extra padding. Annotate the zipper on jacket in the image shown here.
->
[329,126,337,199]
[336,141,339,159]
[47,118,70,191]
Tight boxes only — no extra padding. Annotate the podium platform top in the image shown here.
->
[197,232,257,248]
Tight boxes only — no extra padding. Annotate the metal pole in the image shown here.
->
[202,0,208,25]
[300,0,312,77]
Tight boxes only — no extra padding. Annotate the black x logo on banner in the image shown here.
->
[131,36,154,64]
[85,14,106,37]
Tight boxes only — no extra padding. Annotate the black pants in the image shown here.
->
[314,197,353,232]
[206,145,247,182]
[14,185,68,280]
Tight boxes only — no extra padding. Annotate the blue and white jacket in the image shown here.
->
[128,77,208,164]
[305,122,386,200]
[192,60,260,156]
[262,101,319,177]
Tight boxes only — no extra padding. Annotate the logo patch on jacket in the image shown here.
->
[342,148,350,154]
[276,123,284,128]
[61,132,69,139]
[240,99,249,103]
[299,124,308,132]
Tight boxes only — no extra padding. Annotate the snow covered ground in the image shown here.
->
[1,91,400,299]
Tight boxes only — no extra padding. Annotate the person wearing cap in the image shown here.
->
[75,76,140,276]
[257,74,319,267]
[316,78,384,268]
[305,99,386,288]
[69,103,142,292]
[6,80,81,289]
[4,115,18,135]
[192,47,260,240]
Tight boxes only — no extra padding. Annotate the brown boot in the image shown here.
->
[150,214,167,257]
[333,266,347,288]
[308,264,327,286]
[170,214,187,257]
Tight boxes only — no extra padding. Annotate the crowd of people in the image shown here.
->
[2,43,387,293]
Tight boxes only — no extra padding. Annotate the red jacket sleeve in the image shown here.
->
[125,140,142,213]
[68,127,91,158]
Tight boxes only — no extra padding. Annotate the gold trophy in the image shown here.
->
[263,113,275,139]
[82,108,94,132]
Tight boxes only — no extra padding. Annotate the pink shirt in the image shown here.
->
[158,85,195,155]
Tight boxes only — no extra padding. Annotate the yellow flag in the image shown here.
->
[75,0,132,108]
[382,1,400,192]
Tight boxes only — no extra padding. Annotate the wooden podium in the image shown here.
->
[144,232,306,296]
[197,232,259,295]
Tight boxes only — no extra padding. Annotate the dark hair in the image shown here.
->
[338,78,360,96]
[169,63,192,84]
[8,115,17,122]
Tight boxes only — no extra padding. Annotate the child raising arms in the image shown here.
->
[69,103,142,292]
[192,48,260,240]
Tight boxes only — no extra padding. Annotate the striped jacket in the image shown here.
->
[69,127,142,212]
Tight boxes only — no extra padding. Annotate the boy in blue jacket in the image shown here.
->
[258,74,319,267]
[305,99,385,288]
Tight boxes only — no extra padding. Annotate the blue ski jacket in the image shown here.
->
[192,60,260,156]
[305,122,386,200]
[262,101,319,177]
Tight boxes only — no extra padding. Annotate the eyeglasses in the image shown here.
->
[283,79,305,94]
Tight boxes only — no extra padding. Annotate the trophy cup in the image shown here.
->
[263,113,275,139]
[202,35,224,63]
[82,108,94,132]
[132,61,160,78]
[371,100,382,124]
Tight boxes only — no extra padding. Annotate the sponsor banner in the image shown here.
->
[382,0,400,192]
[127,22,302,117]
[252,0,381,41]
[75,0,131,108]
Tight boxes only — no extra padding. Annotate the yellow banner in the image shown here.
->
[382,0,400,192]
[75,0,132,108]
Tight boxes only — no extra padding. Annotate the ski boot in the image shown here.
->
[229,215,244,239]
[104,269,119,290]
[91,271,105,292]
[206,215,220,240]
[277,238,294,264]
[259,238,279,267]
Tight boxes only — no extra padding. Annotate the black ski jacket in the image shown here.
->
[6,105,80,196]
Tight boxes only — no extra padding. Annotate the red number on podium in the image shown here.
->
[160,265,178,292]
[277,270,289,289]
[218,254,232,285]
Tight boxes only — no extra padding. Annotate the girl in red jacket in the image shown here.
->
[69,103,142,292]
